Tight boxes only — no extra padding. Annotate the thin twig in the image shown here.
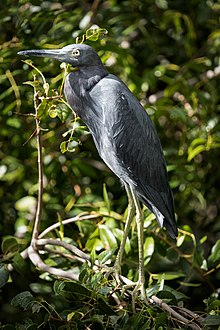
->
[31,92,43,246]
[150,295,203,330]
[36,238,91,263]
[39,213,100,238]
[174,306,205,324]
[43,246,86,264]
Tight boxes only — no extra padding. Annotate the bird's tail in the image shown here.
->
[137,186,178,239]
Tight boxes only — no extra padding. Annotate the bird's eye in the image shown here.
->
[72,49,80,56]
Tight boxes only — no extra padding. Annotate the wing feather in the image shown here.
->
[86,75,177,238]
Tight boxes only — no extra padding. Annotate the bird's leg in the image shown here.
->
[114,185,135,281]
[130,188,147,302]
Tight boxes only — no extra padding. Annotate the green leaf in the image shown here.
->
[176,234,186,247]
[103,183,111,214]
[1,325,15,330]
[79,264,90,283]
[97,296,116,315]
[6,117,21,129]
[64,282,91,297]
[11,291,34,310]
[152,272,185,280]
[208,239,220,263]
[178,281,201,287]
[112,228,131,254]
[54,281,91,300]
[0,265,9,288]
[99,225,118,249]
[155,312,167,328]
[156,0,168,10]
[98,249,116,265]
[163,285,189,301]
[60,141,68,153]
[207,300,220,313]
[144,237,155,265]
[56,104,70,122]
[53,280,65,295]
[86,29,99,41]
[157,290,177,304]
[86,27,108,41]
[15,196,37,212]
[36,98,48,118]
[204,315,220,326]
[12,253,26,274]
[86,228,104,252]
[90,246,98,267]
[187,144,206,162]
[146,284,161,297]
[48,107,57,118]
[1,236,20,255]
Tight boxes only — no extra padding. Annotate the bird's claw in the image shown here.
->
[101,264,121,284]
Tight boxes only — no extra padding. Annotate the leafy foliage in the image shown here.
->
[0,0,220,328]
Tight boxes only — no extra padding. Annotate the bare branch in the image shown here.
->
[150,295,203,330]
[43,246,87,264]
[27,246,78,280]
[36,238,91,263]
[31,83,43,246]
[39,213,100,238]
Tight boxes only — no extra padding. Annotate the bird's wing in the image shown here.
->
[89,75,177,237]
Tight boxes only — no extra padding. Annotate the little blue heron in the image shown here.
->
[18,44,178,297]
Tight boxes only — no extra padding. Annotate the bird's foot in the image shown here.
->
[121,280,147,312]
[101,263,121,284]
[101,264,147,310]
[132,281,147,306]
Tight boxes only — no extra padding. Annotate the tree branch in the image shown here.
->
[28,246,78,280]
[36,238,91,263]
[150,295,203,330]
[39,213,100,238]
[31,87,43,246]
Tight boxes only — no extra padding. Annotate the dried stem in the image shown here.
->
[31,93,43,246]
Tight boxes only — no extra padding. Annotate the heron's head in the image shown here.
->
[18,44,103,68]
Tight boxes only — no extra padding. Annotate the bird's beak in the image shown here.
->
[18,48,66,62]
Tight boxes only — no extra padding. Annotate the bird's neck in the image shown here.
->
[78,65,108,90]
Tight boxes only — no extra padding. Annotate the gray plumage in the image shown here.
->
[18,44,177,239]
